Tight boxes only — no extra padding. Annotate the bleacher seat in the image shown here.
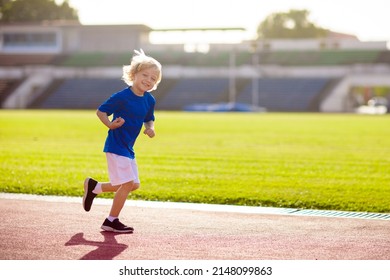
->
[236,78,330,111]
[38,78,125,109]
[157,78,230,110]
[0,79,20,106]
[10,49,389,111]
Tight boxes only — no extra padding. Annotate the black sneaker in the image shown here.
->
[101,218,134,233]
[83,177,97,212]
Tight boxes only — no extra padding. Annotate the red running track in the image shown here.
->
[1,194,390,260]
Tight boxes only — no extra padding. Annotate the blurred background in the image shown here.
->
[0,0,389,114]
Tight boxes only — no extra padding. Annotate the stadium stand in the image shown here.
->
[32,77,181,110]
[1,22,389,112]
[2,49,389,111]
[29,76,333,112]
[376,51,390,64]
[0,79,21,106]
[152,78,179,107]
[157,78,230,110]
[36,78,125,109]
[236,78,331,111]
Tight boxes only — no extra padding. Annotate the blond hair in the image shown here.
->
[122,49,162,91]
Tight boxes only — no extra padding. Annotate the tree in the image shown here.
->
[257,9,328,39]
[0,0,79,23]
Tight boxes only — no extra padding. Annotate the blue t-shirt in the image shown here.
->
[98,87,155,159]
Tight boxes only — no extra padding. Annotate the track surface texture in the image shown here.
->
[1,194,389,260]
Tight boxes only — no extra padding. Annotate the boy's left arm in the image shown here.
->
[143,120,155,138]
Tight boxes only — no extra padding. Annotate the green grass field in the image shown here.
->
[1,110,389,213]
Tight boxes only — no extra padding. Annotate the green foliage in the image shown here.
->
[61,52,133,67]
[0,0,78,23]
[1,110,389,212]
[258,50,381,66]
[257,9,328,39]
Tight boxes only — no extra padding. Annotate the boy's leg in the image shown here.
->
[83,179,139,212]
[101,182,118,192]
[100,181,139,233]
[106,156,140,217]
[98,153,140,232]
[83,179,115,211]
[109,181,139,217]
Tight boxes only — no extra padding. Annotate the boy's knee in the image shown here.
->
[132,183,140,191]
[122,181,139,192]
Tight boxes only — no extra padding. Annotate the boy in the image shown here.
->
[83,49,162,233]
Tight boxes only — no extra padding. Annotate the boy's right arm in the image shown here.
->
[96,109,125,129]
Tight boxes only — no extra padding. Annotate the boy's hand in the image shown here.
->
[109,117,125,129]
[143,128,155,138]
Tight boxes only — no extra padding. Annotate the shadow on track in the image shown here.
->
[65,231,130,260]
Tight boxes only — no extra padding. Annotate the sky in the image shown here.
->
[66,0,390,43]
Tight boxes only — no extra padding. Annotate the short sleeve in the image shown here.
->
[143,94,155,122]
[98,92,121,116]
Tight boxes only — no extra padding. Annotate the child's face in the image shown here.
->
[132,66,160,95]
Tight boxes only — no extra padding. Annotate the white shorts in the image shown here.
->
[106,153,140,186]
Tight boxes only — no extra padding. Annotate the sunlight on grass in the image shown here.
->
[1,110,389,212]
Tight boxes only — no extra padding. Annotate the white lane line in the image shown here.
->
[1,192,389,220]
